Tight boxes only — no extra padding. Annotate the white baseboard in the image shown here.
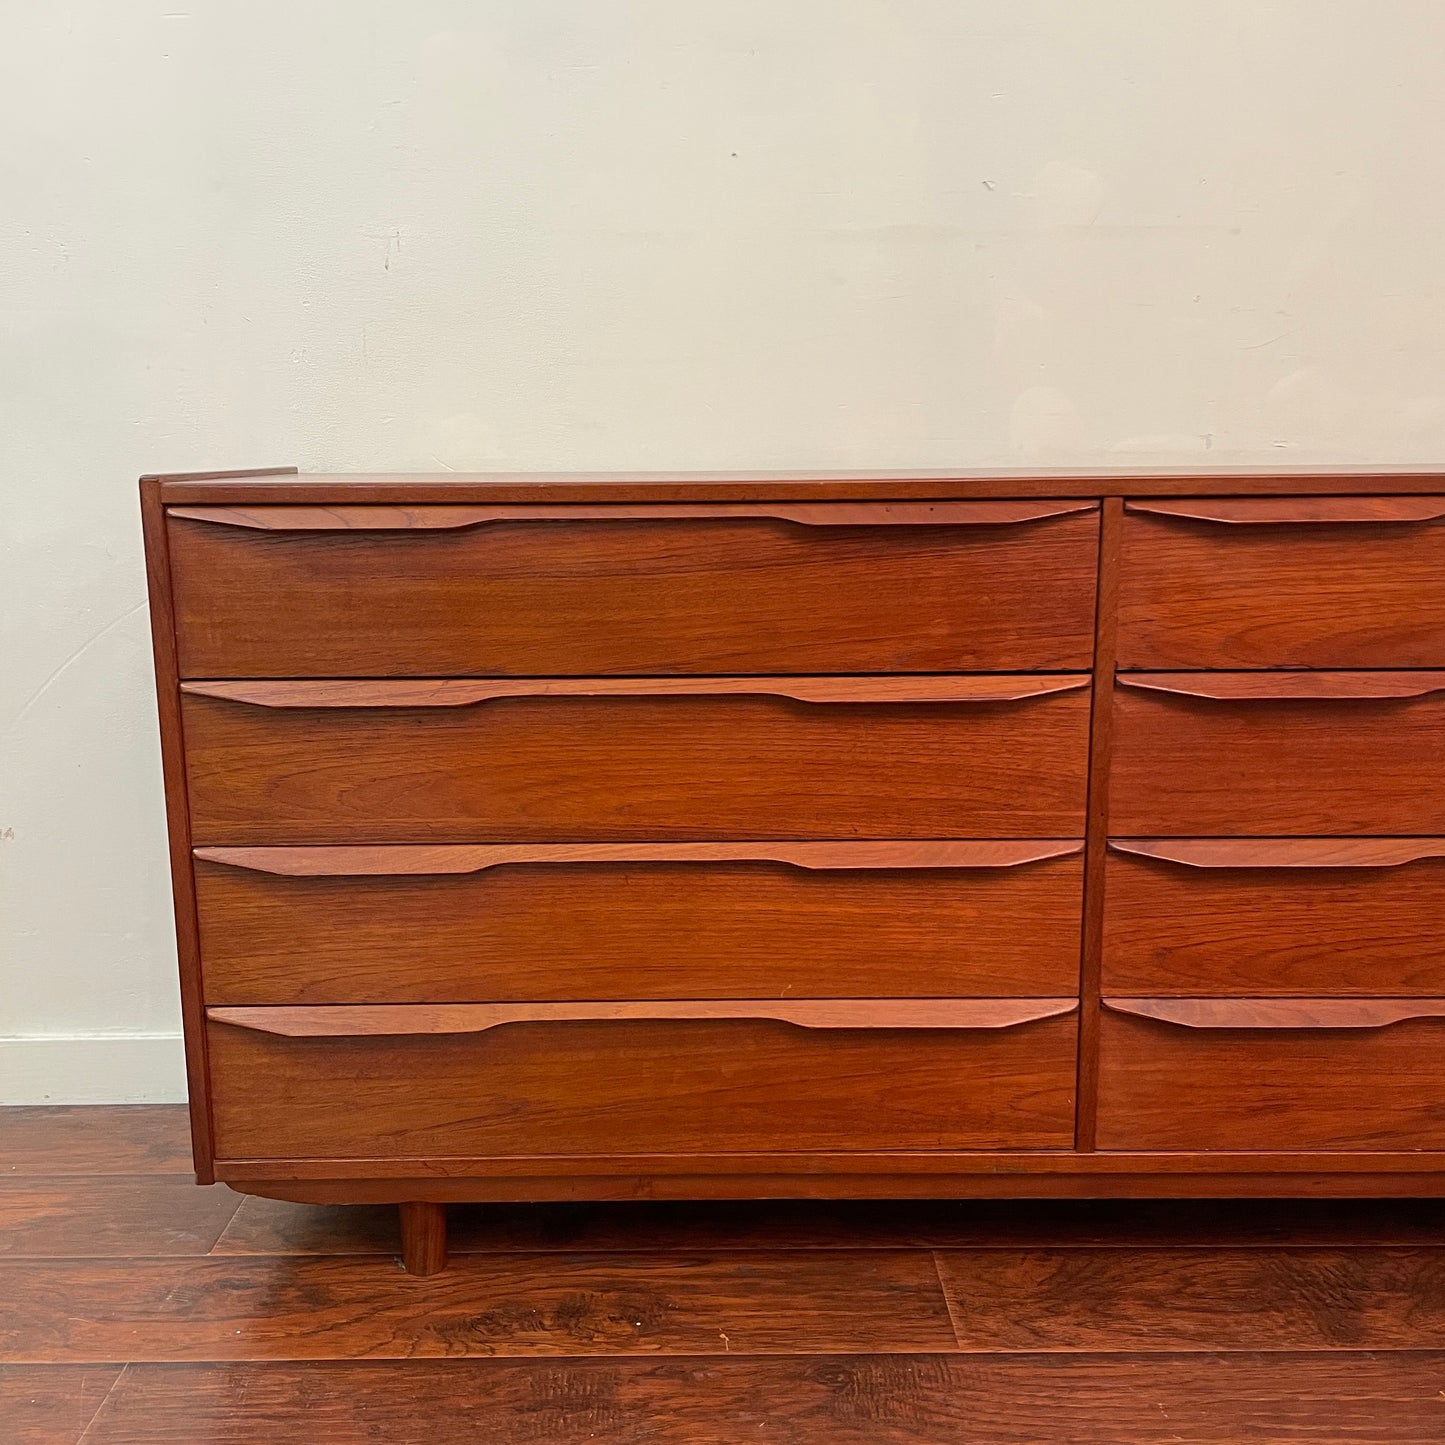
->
[0,1034,188,1104]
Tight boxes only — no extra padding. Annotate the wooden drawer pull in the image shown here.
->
[1105,997,1445,1030]
[181,675,1091,709]
[207,999,1080,1038]
[1117,672,1445,702]
[167,500,1097,532]
[194,839,1085,877]
[1110,838,1445,870]
[1127,497,1445,525]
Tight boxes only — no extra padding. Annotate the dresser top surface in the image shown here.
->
[145,464,1445,505]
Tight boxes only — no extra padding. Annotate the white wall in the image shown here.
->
[5,1,1445,1101]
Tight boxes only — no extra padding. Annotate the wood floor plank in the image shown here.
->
[936,1246,1445,1351]
[0,1364,124,1445]
[0,1251,956,1363]
[0,1179,241,1258]
[0,1108,192,1177]
[79,1354,1445,1444]
[213,1195,1445,1257]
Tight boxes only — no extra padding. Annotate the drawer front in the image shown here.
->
[206,1004,1080,1158]
[1110,674,1445,835]
[1118,497,1445,668]
[167,501,1100,677]
[196,842,1084,1004]
[182,678,1092,844]
[1098,1001,1445,1151]
[1103,840,1445,995]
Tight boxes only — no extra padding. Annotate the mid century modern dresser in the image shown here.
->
[142,466,1445,1274]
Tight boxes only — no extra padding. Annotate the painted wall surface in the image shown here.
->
[4,2,1445,1099]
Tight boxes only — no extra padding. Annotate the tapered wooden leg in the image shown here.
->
[399,1202,447,1276]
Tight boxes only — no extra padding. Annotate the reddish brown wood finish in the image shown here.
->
[167,505,1100,677]
[206,999,1079,1036]
[180,674,1089,708]
[1105,997,1445,1029]
[193,845,1083,1004]
[139,479,215,1183]
[71,1355,1445,1443]
[1097,1008,1445,1151]
[138,469,1445,1236]
[1127,495,1445,524]
[206,1012,1079,1159]
[1073,496,1120,1152]
[1110,837,1445,868]
[154,463,1445,505]
[1110,678,1445,835]
[398,1202,446,1277]
[1119,498,1445,667]
[219,1169,1445,1203]
[168,498,1095,529]
[1104,842,1445,995]
[1118,671,1445,700]
[180,686,1092,844]
[195,838,1080,874]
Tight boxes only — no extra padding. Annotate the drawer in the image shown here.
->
[181,676,1092,844]
[1103,839,1445,995]
[195,840,1084,1004]
[166,500,1100,677]
[1118,496,1445,668]
[1110,673,1445,835]
[206,1001,1080,1158]
[1098,999,1445,1151]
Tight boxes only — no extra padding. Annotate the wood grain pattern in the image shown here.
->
[0,1107,193,1177]
[936,1246,1445,1351]
[1118,671,1445,700]
[180,674,1090,708]
[71,1354,1445,1444]
[167,508,1100,676]
[194,848,1084,1004]
[1105,845,1445,994]
[206,1013,1078,1158]
[1105,997,1445,1029]
[215,1152,1445,1191]
[0,1363,124,1444]
[195,838,1083,875]
[139,479,213,1182]
[1097,1010,1445,1151]
[1110,682,1445,835]
[1110,837,1445,868]
[1074,495,1120,1152]
[182,688,1092,844]
[1119,503,1445,667]
[207,999,1080,1037]
[0,1178,240,1258]
[1127,495,1445,523]
[168,499,1097,530]
[154,464,1445,505]
[0,1251,959,1361]
[398,1202,447,1277]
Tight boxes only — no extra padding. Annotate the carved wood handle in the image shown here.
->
[1105,997,1445,1030]
[194,839,1085,877]
[180,675,1091,709]
[1127,497,1445,525]
[1110,838,1445,870]
[1117,672,1445,702]
[207,999,1080,1038]
[168,500,1097,531]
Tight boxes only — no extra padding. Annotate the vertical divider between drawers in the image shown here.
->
[1074,495,1122,1150]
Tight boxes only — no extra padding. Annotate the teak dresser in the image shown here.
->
[142,466,1445,1274]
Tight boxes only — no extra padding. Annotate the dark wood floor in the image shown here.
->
[4,1107,1445,1442]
